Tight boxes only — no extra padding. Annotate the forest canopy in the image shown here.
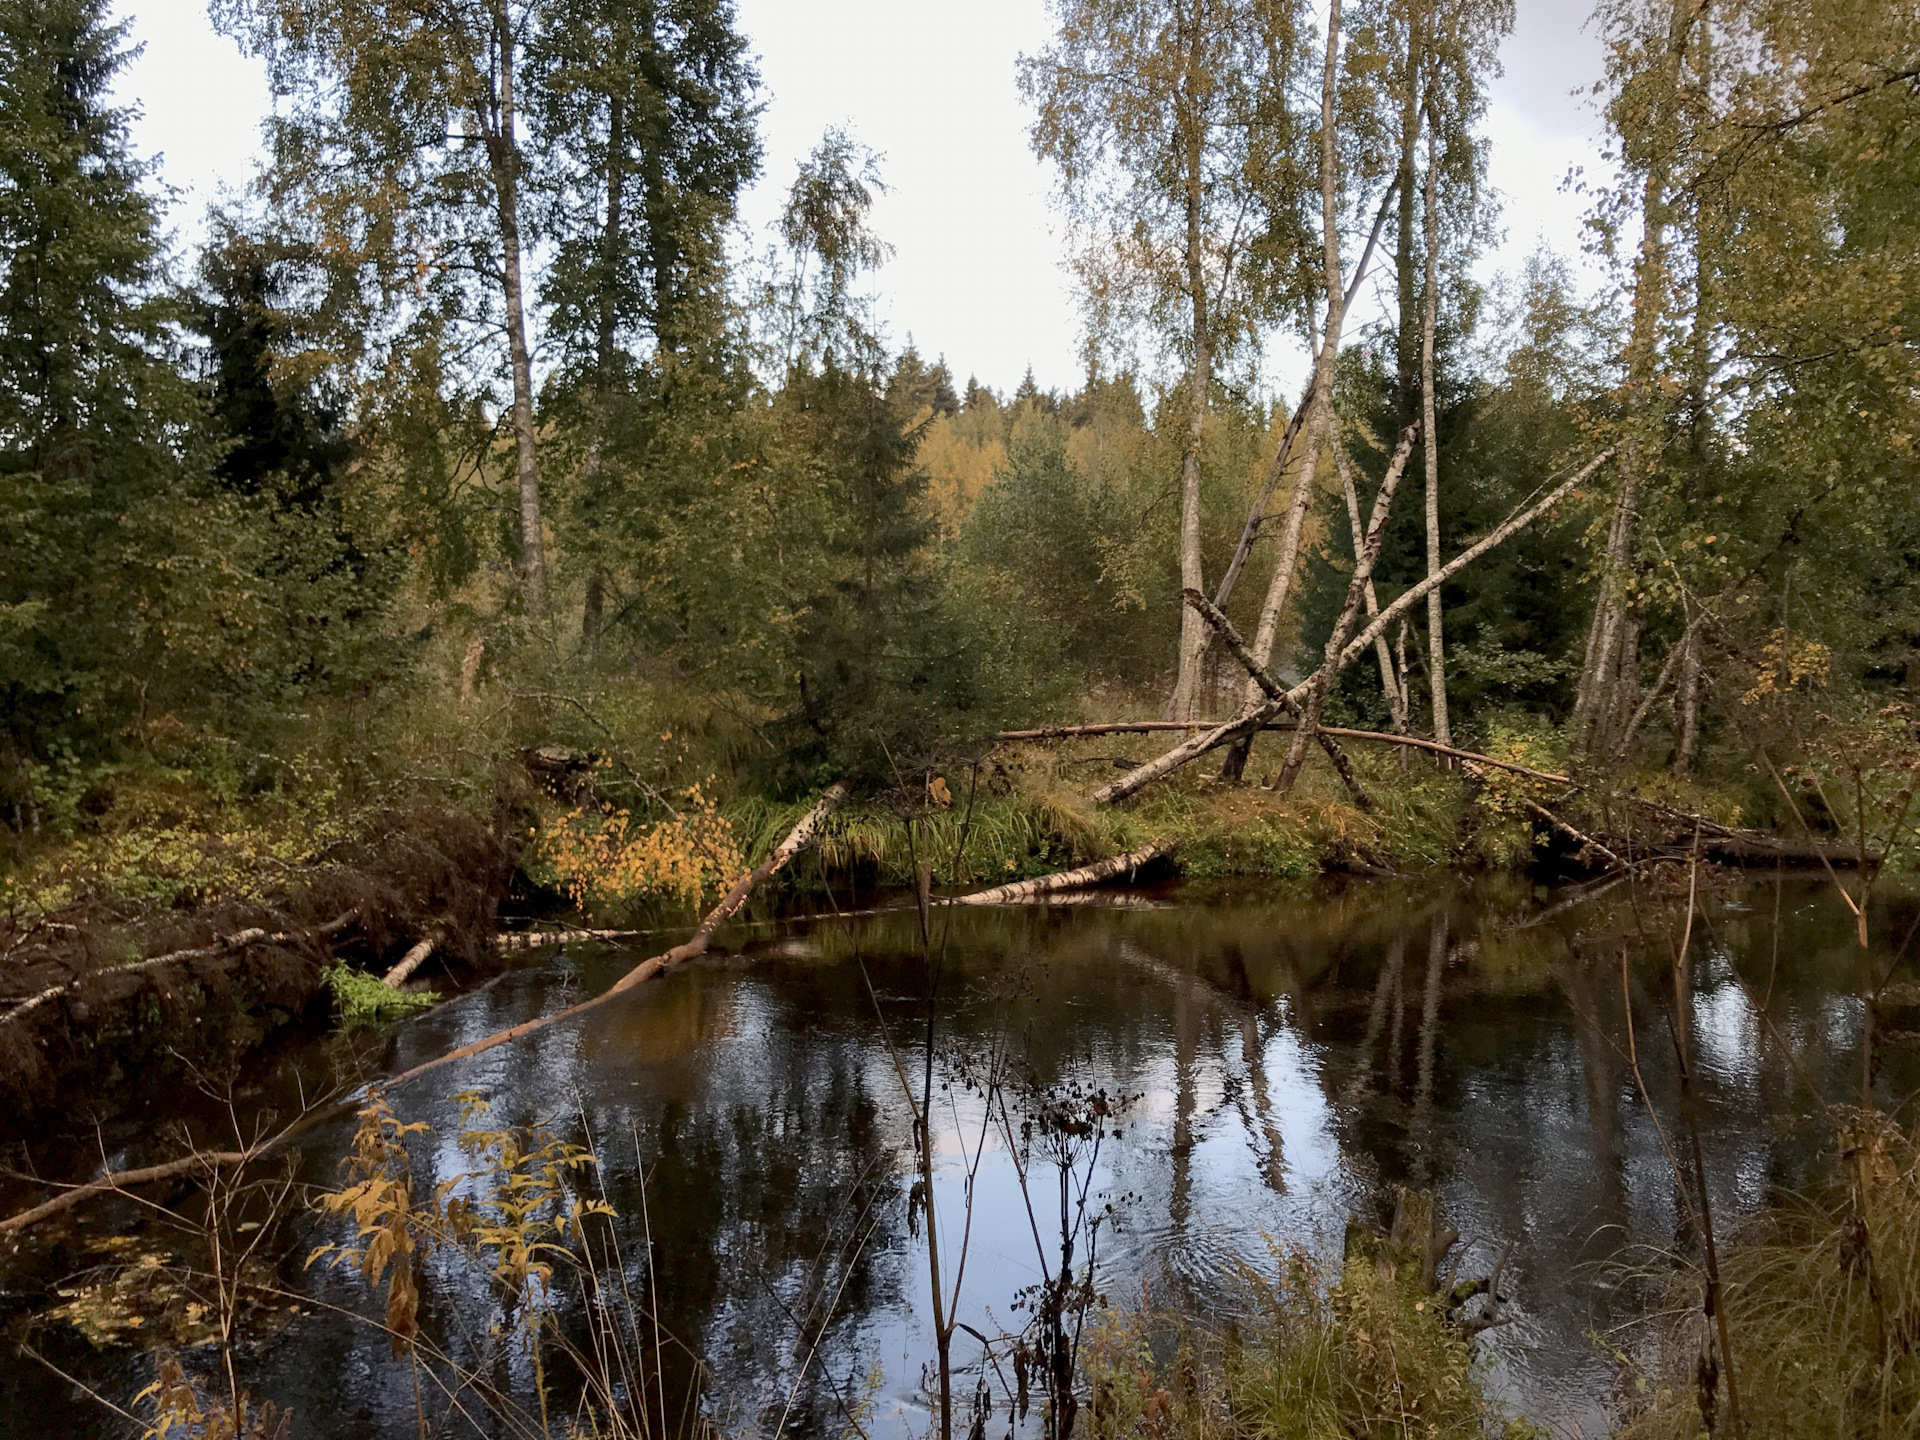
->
[1,0,1916,829]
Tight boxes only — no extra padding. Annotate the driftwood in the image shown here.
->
[944,844,1171,906]
[381,935,437,987]
[496,924,653,951]
[1015,715,1873,870]
[0,909,362,1029]
[383,781,850,1086]
[0,785,850,1237]
[1265,420,1420,792]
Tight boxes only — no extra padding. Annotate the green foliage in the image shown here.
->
[529,0,760,368]
[0,0,223,755]
[324,965,440,1023]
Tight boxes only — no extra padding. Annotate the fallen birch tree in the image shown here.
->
[1181,589,1377,810]
[1091,448,1614,805]
[1270,421,1418,791]
[944,843,1171,905]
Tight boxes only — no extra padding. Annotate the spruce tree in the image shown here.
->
[0,0,212,751]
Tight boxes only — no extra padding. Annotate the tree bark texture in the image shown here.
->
[948,844,1171,905]
[1333,430,1409,730]
[1169,10,1214,723]
[1209,184,1397,622]
[1573,0,1697,751]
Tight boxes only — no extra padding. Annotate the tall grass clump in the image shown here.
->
[728,789,1127,891]
[1619,1108,1920,1438]
[1080,1243,1531,1440]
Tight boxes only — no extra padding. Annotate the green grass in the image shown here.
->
[1616,1108,1920,1439]
[1082,1242,1536,1440]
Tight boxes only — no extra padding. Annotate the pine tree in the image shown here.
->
[0,0,214,750]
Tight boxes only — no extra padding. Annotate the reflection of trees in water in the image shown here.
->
[590,1004,902,1440]
[119,875,1915,1439]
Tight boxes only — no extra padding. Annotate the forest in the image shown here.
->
[2,0,1920,1435]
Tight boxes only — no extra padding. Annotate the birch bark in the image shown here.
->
[1420,119,1449,745]
[1169,70,1214,720]
[1219,0,1345,778]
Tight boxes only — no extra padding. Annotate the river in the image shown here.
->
[5,873,1911,1438]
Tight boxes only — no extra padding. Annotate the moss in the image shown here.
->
[323,964,439,1024]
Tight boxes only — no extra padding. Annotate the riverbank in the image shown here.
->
[0,697,1878,1149]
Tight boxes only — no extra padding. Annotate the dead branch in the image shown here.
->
[383,781,849,1084]
[1181,590,1374,810]
[0,786,850,1238]
[381,935,437,987]
[1,910,361,1028]
[1271,421,1420,791]
[1523,798,1627,871]
[1093,451,1611,806]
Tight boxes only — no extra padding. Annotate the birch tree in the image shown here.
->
[1218,0,1391,779]
[1020,0,1314,721]
[219,0,557,609]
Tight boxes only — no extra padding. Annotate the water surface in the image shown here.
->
[6,874,1913,1438]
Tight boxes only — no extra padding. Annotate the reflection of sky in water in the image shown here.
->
[8,879,1914,1440]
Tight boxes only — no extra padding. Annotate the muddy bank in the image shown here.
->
[0,803,517,1142]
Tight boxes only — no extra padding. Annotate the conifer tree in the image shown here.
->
[0,0,213,750]
[527,0,760,643]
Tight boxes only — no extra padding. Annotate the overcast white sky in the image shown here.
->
[118,0,1612,396]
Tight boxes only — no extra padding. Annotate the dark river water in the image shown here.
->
[5,874,1915,1438]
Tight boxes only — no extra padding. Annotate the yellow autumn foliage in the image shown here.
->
[536,783,743,913]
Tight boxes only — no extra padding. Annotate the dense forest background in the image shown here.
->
[2,0,1916,884]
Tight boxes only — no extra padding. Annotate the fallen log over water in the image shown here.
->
[944,843,1172,905]
[1087,451,1614,808]
[0,783,850,1237]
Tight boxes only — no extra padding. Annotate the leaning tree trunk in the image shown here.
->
[1275,424,1418,790]
[1420,118,1450,746]
[1333,428,1408,730]
[1087,449,1612,807]
[1574,0,1695,752]
[1221,0,1346,780]
[490,0,546,612]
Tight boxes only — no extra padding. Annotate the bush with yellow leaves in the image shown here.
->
[532,780,744,916]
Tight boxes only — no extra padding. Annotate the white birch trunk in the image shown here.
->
[1420,120,1449,746]
[1219,0,1345,777]
[1333,428,1409,731]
